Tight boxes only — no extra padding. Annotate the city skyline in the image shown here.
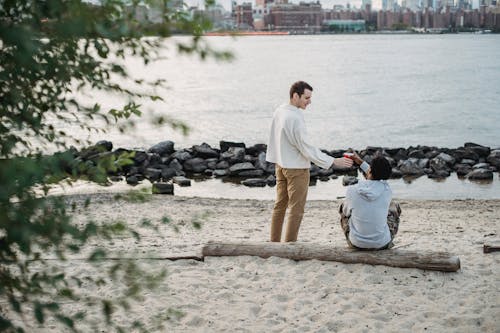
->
[185,0,482,11]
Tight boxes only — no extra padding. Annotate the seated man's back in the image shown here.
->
[339,155,401,250]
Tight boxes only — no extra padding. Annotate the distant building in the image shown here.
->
[268,1,323,32]
[323,19,366,31]
[234,2,254,29]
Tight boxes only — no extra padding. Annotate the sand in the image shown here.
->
[8,193,500,332]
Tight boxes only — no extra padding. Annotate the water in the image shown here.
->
[62,34,500,199]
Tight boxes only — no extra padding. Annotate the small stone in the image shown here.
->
[173,176,191,187]
[152,182,174,195]
[466,169,493,180]
[126,175,139,186]
[148,141,174,156]
[241,178,267,187]
[342,176,358,186]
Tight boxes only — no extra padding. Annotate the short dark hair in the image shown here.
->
[370,156,392,180]
[289,81,313,99]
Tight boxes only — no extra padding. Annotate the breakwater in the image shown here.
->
[74,140,500,193]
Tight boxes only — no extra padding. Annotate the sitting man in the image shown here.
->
[339,153,401,250]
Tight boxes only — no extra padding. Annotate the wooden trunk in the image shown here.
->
[202,241,461,272]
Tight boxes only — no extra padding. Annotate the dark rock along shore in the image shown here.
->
[75,140,500,192]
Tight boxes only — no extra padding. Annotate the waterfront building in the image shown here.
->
[234,2,254,29]
[323,19,366,31]
[268,1,323,33]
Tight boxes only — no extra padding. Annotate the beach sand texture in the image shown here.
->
[19,195,500,332]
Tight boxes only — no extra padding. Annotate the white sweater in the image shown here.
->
[266,103,334,169]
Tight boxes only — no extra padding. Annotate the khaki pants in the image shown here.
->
[270,165,310,242]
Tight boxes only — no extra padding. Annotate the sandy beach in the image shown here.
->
[16,193,500,332]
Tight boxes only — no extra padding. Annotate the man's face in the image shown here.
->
[294,89,312,110]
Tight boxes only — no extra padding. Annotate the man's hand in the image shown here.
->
[333,157,353,169]
[351,152,363,166]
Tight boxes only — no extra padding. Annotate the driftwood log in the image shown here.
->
[202,241,461,272]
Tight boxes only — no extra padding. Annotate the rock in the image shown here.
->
[221,147,245,164]
[428,170,450,179]
[266,175,276,186]
[168,159,184,175]
[152,182,174,195]
[244,154,255,163]
[241,178,267,187]
[436,152,456,165]
[453,148,479,162]
[229,162,255,175]
[266,163,275,175]
[466,169,493,180]
[460,159,476,166]
[172,150,192,163]
[206,158,219,170]
[417,158,429,169]
[148,140,174,156]
[144,168,162,182]
[213,169,229,177]
[385,147,404,156]
[215,160,230,169]
[132,150,148,164]
[161,167,177,180]
[318,168,334,178]
[246,144,267,156]
[310,165,321,178]
[79,141,113,159]
[455,164,472,176]
[220,140,245,153]
[147,153,162,168]
[398,159,424,176]
[183,158,208,173]
[390,168,403,179]
[472,163,490,169]
[487,150,500,168]
[385,156,396,167]
[128,166,142,176]
[330,174,339,180]
[126,175,139,186]
[173,176,191,186]
[429,157,449,172]
[464,142,490,157]
[238,169,265,177]
[408,149,426,159]
[423,168,433,175]
[193,143,219,158]
[424,150,441,159]
[329,149,345,158]
[342,176,358,186]
[109,175,123,182]
[204,169,214,176]
[254,152,268,170]
[96,140,113,152]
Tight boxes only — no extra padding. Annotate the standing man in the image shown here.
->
[266,81,353,242]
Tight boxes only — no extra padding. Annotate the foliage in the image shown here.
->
[0,0,230,331]
[391,22,410,31]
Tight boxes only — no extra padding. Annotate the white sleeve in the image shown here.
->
[288,121,334,170]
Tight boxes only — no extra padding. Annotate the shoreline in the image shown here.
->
[42,193,500,332]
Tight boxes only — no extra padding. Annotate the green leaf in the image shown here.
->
[102,300,113,324]
[34,302,44,324]
[88,249,107,261]
[8,296,21,313]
